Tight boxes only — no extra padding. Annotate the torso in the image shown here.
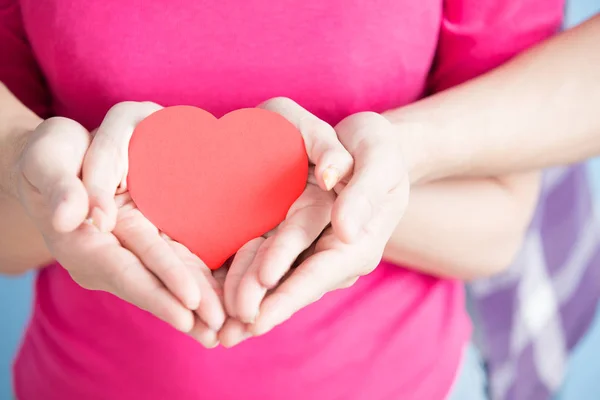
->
[13,1,469,399]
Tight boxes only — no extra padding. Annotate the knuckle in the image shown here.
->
[107,101,162,127]
[141,240,169,263]
[235,238,263,259]
[18,148,39,179]
[291,267,320,293]
[107,101,138,116]
[284,222,314,246]
[156,258,179,281]
[302,117,335,141]
[233,247,256,265]
[336,112,393,149]
[347,130,372,156]
[141,101,161,109]
[260,96,294,110]
[342,111,384,127]
[355,111,381,120]
[114,210,143,237]
[42,116,81,132]
[272,289,298,310]
[94,127,123,153]
[176,246,202,267]
[300,118,337,160]
[261,241,288,265]
[252,239,272,261]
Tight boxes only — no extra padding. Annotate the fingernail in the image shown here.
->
[323,166,340,191]
[185,297,201,311]
[245,311,259,325]
[209,319,225,332]
[222,331,252,348]
[206,341,220,349]
[88,207,106,232]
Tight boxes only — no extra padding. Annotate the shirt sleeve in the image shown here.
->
[428,0,565,92]
[0,0,51,117]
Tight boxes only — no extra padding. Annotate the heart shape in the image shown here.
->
[127,106,308,270]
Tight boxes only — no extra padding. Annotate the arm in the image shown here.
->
[383,0,564,279]
[383,172,540,280]
[390,14,600,184]
[0,0,55,273]
[0,83,53,274]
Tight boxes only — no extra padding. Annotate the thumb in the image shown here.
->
[20,117,91,233]
[49,177,90,233]
[82,102,162,232]
[258,98,353,191]
[332,113,408,242]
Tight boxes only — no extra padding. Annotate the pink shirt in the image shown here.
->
[1,0,562,399]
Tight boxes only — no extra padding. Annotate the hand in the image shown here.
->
[219,98,354,343]
[114,192,226,347]
[15,103,225,345]
[221,107,409,346]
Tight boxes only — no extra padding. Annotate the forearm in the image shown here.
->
[0,82,53,274]
[386,14,600,183]
[383,172,540,280]
[0,83,40,196]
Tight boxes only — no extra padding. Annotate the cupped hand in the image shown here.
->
[221,106,409,347]
[219,98,352,345]
[16,103,225,345]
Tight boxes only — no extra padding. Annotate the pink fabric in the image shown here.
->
[0,0,563,399]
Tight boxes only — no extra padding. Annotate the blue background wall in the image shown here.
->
[1,2,599,399]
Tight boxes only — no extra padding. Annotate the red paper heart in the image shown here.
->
[127,106,308,270]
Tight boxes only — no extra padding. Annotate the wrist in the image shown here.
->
[383,110,439,185]
[383,100,473,185]
[0,119,41,199]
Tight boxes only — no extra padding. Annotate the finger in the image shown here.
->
[256,184,334,289]
[236,188,332,324]
[219,318,252,348]
[111,255,195,333]
[59,232,195,333]
[333,112,409,242]
[189,318,219,348]
[167,239,226,331]
[113,208,201,310]
[234,242,268,324]
[251,247,354,336]
[196,267,227,331]
[20,117,91,232]
[224,238,265,318]
[82,101,162,232]
[336,276,360,290]
[212,264,229,288]
[259,98,353,191]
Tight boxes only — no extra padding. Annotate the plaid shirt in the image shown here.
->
[469,164,600,399]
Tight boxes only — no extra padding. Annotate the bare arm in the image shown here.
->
[384,172,540,280]
[390,14,600,184]
[380,2,565,279]
[0,83,53,273]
